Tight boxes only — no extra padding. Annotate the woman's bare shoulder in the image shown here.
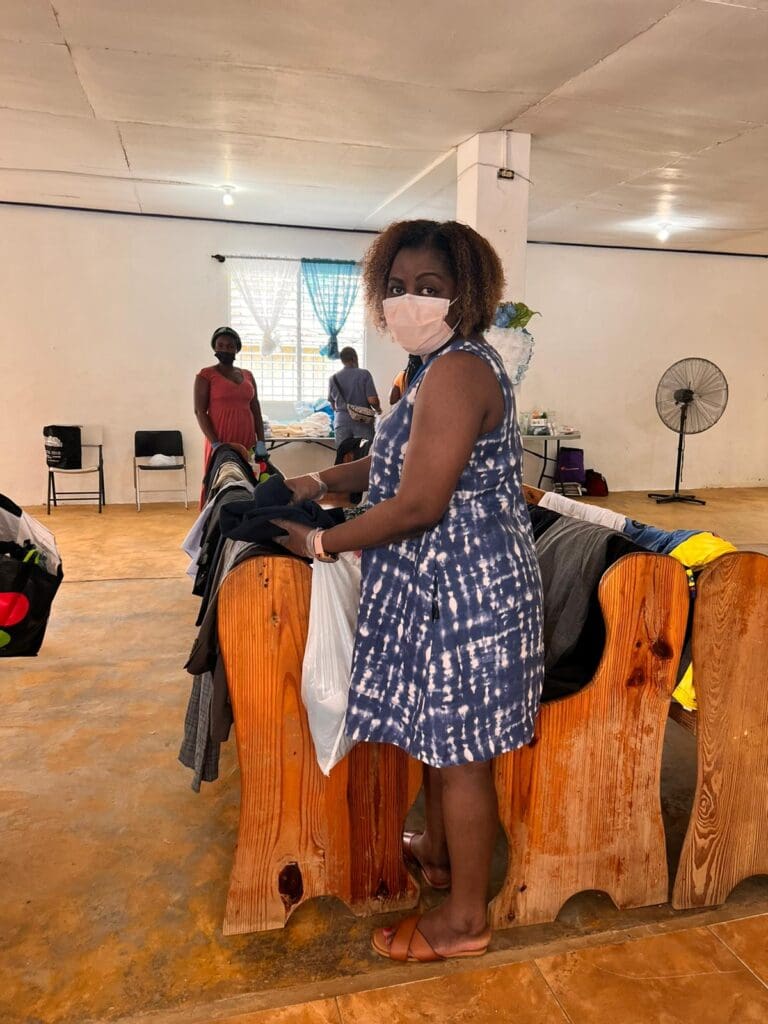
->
[422,347,497,391]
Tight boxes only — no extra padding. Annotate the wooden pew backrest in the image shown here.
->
[492,552,689,928]
[673,550,768,909]
[218,556,421,934]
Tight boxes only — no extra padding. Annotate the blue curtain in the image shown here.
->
[301,259,361,359]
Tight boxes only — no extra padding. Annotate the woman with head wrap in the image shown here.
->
[193,326,266,482]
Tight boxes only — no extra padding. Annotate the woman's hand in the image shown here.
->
[522,484,545,505]
[285,474,327,504]
[271,519,313,559]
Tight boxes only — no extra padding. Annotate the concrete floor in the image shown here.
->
[2,491,767,1024]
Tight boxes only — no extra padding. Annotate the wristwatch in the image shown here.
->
[307,528,338,563]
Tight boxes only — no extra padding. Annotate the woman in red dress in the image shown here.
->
[193,327,266,495]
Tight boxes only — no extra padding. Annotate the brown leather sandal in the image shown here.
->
[371,914,490,962]
[402,831,451,891]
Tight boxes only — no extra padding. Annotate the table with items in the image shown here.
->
[522,432,582,488]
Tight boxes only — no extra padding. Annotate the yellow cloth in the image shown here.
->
[669,534,738,710]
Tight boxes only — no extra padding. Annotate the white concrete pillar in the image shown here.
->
[456,131,531,299]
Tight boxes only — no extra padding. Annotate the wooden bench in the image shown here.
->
[491,552,690,928]
[215,547,766,935]
[217,556,422,934]
[671,551,768,909]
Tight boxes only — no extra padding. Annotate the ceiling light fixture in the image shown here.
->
[221,187,235,207]
[657,224,671,243]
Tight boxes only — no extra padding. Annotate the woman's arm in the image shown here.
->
[523,484,545,505]
[249,375,265,443]
[389,384,402,405]
[286,456,372,502]
[320,351,503,553]
[193,374,219,446]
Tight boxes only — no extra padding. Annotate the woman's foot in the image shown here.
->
[372,907,490,962]
[415,903,490,959]
[403,831,451,890]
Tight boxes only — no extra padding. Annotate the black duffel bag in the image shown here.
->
[43,424,82,469]
[0,541,63,656]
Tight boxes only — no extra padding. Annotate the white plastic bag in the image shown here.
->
[302,551,361,775]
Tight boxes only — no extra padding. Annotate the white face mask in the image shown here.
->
[382,294,457,356]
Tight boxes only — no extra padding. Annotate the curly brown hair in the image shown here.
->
[362,220,505,337]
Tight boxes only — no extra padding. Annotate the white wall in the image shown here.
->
[522,244,768,491]
[1,206,766,506]
[0,206,405,506]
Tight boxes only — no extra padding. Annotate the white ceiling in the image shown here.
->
[1,0,768,251]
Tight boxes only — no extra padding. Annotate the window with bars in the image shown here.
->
[228,258,366,405]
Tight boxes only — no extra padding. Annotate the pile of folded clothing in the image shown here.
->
[529,491,736,709]
[269,412,332,438]
[179,472,345,791]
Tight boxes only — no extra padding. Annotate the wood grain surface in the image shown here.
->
[217,556,420,934]
[668,701,698,736]
[491,553,690,928]
[673,552,768,909]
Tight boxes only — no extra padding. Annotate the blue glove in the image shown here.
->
[255,440,268,458]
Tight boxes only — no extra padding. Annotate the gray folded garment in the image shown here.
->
[535,517,625,672]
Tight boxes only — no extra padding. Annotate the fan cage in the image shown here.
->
[655,357,728,435]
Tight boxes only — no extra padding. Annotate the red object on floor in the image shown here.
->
[0,592,30,628]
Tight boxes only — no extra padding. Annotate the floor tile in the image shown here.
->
[5,500,768,1024]
[710,913,768,985]
[336,960,568,1023]
[536,925,768,1023]
[212,999,341,1023]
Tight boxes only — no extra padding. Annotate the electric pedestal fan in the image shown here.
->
[648,357,728,506]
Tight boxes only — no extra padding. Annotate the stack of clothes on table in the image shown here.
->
[268,411,332,439]
[530,491,736,708]
[179,451,346,790]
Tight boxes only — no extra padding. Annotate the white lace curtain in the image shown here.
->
[229,258,297,356]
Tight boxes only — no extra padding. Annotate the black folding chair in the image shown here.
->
[44,425,105,514]
[134,431,188,511]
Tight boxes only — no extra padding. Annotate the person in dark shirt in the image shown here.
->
[328,347,381,443]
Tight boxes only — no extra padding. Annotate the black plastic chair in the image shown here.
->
[44,425,105,514]
[134,431,188,511]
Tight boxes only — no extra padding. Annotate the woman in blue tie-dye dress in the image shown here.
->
[277,220,544,965]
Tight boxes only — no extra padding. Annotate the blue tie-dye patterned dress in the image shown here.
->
[345,337,545,768]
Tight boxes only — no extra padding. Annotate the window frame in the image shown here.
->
[227,257,366,406]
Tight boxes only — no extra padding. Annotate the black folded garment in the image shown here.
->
[527,504,562,540]
[219,473,344,546]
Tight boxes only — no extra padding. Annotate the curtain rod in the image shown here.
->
[212,253,296,263]
[211,254,360,264]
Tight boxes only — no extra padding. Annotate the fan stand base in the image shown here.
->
[648,492,706,506]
